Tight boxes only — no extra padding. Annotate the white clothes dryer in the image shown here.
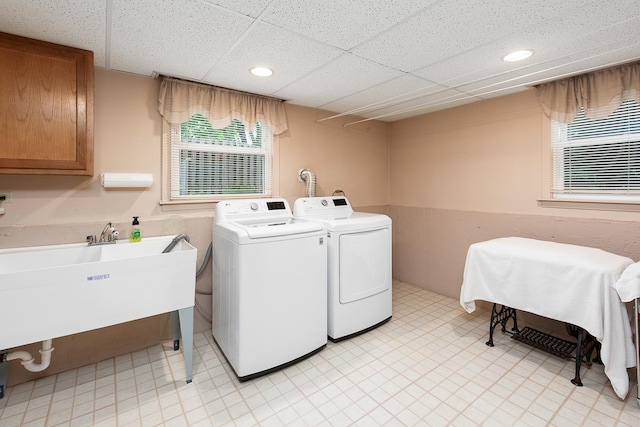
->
[293,196,392,341]
[213,198,327,381]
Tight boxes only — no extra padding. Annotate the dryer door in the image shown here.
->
[339,227,391,304]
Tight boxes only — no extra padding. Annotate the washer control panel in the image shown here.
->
[215,198,291,223]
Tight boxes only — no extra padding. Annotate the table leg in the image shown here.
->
[178,306,194,384]
[565,324,600,387]
[487,304,519,347]
[571,328,584,386]
[0,350,8,399]
[170,311,181,351]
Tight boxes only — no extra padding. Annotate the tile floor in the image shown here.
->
[1,280,639,426]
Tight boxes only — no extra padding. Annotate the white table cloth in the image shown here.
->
[614,261,640,303]
[614,261,640,405]
[460,237,637,399]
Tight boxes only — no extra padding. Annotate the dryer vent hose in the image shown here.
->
[298,169,316,197]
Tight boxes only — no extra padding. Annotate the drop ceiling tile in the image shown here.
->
[320,74,448,117]
[412,50,521,93]
[451,29,640,97]
[379,98,482,122]
[273,53,404,107]
[202,22,343,97]
[351,0,610,73]
[455,48,640,100]
[413,6,640,92]
[109,0,254,77]
[412,43,559,93]
[202,0,273,18]
[350,0,516,72]
[360,88,481,122]
[0,0,106,67]
[516,47,640,89]
[261,0,436,50]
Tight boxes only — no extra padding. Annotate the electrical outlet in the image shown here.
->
[0,192,11,203]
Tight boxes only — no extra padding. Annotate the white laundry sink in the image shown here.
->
[0,235,197,350]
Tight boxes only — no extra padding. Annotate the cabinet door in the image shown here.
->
[0,32,93,175]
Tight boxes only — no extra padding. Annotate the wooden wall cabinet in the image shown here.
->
[0,32,94,175]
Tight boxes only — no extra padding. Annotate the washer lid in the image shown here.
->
[293,196,390,230]
[320,212,391,231]
[234,218,324,239]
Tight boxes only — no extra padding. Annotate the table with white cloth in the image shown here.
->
[460,237,637,400]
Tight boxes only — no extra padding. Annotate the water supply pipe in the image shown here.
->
[4,339,54,372]
[161,233,213,320]
[298,169,316,197]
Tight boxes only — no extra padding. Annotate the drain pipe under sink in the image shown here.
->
[4,339,54,372]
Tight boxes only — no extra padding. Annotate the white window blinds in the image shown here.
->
[169,115,272,200]
[551,100,640,200]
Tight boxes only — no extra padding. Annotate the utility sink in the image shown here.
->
[0,236,197,351]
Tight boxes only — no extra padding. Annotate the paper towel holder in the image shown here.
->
[100,173,153,189]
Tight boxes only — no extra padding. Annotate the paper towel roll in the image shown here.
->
[100,173,153,188]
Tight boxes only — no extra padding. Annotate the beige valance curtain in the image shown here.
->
[535,61,640,123]
[157,77,288,135]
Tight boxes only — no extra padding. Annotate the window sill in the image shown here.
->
[538,198,640,212]
[158,199,218,212]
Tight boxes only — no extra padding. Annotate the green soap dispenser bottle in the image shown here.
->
[129,216,141,242]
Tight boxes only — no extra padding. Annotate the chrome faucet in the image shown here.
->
[87,222,119,245]
[100,222,114,241]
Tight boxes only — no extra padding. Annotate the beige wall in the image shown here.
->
[278,101,389,206]
[390,91,544,214]
[0,68,389,386]
[388,89,640,311]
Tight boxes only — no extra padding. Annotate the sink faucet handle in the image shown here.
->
[86,235,97,244]
[107,229,119,242]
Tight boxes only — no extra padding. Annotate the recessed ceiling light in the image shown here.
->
[250,67,274,77]
[502,50,533,62]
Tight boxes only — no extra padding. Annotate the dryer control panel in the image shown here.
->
[293,196,354,219]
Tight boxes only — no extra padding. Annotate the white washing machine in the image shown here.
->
[213,198,327,381]
[293,196,392,341]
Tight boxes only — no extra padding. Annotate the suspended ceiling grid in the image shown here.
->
[2,0,640,122]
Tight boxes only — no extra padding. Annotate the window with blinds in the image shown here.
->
[169,114,272,200]
[551,100,640,201]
